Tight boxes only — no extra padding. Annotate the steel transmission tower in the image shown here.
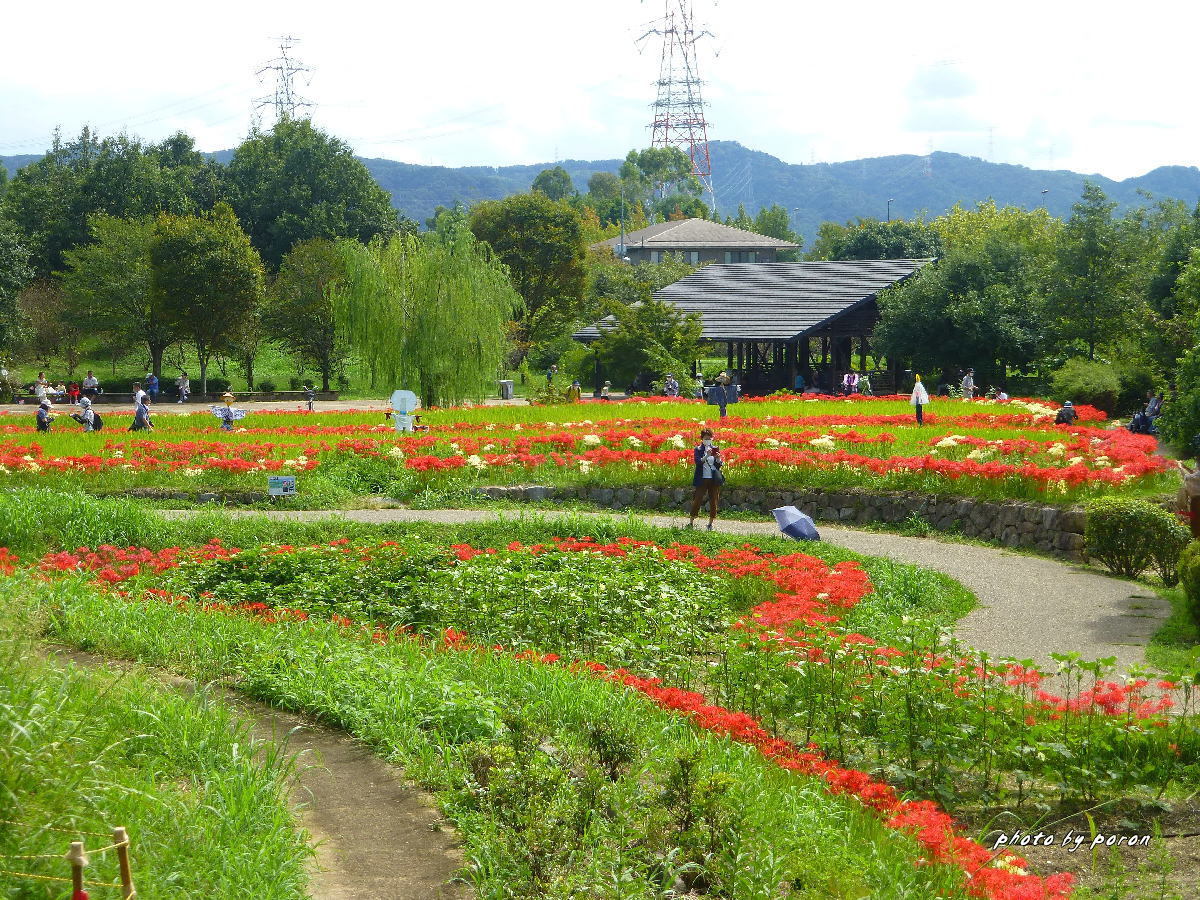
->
[254,36,314,125]
[639,1,716,212]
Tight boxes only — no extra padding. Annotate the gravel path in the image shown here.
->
[44,647,468,900]
[159,507,1172,675]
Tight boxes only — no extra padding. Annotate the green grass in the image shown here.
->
[1145,586,1200,673]
[10,573,976,899]
[0,606,311,899]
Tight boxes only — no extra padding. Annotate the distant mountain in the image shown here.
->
[6,142,1200,245]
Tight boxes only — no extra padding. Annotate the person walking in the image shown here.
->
[961,368,975,401]
[130,394,153,431]
[176,371,190,403]
[303,383,316,412]
[910,374,929,426]
[687,428,724,531]
[600,380,612,401]
[858,372,872,396]
[133,381,147,406]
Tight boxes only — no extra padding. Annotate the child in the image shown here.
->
[36,400,54,432]
[303,383,316,412]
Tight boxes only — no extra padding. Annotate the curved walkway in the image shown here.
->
[45,647,468,900]
[159,507,1172,676]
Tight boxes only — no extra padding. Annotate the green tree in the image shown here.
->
[593,297,704,388]
[2,128,224,275]
[225,119,406,270]
[725,204,755,231]
[334,227,522,407]
[60,216,171,375]
[874,202,1057,386]
[17,279,82,374]
[589,253,698,311]
[807,218,942,261]
[532,166,575,201]
[587,171,621,200]
[152,204,264,394]
[469,192,588,350]
[0,220,33,357]
[267,238,348,391]
[1047,182,1132,360]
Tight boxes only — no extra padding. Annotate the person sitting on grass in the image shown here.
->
[69,396,99,432]
[35,399,54,432]
[1054,401,1077,425]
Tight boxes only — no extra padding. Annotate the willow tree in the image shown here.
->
[334,227,522,407]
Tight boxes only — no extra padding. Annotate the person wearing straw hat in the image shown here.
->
[910,374,929,426]
[215,391,239,430]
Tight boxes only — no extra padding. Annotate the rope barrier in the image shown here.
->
[0,868,123,888]
[0,852,73,859]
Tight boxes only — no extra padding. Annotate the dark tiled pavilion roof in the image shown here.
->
[592,217,800,251]
[575,258,932,342]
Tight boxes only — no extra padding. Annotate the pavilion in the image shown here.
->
[574,258,933,394]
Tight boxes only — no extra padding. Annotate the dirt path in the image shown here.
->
[157,506,1172,676]
[43,647,469,900]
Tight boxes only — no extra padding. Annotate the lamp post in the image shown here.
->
[615,180,628,261]
[1040,189,1049,209]
[887,198,894,222]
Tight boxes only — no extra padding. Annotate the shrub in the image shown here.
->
[1113,361,1157,416]
[1154,521,1192,587]
[204,376,232,394]
[288,376,305,390]
[1160,345,1200,452]
[1179,542,1200,625]
[257,379,277,393]
[1050,358,1120,415]
[1085,497,1183,579]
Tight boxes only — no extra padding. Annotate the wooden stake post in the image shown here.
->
[113,827,135,898]
[65,840,88,899]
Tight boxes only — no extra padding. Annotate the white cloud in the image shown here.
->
[1,0,1198,180]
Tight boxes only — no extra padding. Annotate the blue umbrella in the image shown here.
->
[771,506,820,541]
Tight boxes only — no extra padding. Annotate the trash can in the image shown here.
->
[498,379,514,400]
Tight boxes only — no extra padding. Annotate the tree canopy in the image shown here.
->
[0,220,34,358]
[808,218,942,261]
[152,204,264,394]
[1,128,225,275]
[468,192,588,351]
[532,166,575,201]
[225,118,406,270]
[334,227,522,407]
[267,238,348,391]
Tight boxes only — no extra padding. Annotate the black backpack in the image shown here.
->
[92,412,104,432]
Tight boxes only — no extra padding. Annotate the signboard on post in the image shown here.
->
[267,475,297,497]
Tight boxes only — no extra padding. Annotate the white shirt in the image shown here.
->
[134,388,148,405]
[83,375,99,388]
[911,383,929,405]
[700,444,717,477]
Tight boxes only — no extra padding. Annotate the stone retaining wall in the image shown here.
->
[476,484,1087,562]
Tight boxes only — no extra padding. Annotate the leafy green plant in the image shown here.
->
[1154,521,1192,587]
[1050,358,1120,414]
[1178,542,1200,625]
[1085,497,1182,578]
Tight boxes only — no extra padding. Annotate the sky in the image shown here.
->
[2,0,1198,180]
